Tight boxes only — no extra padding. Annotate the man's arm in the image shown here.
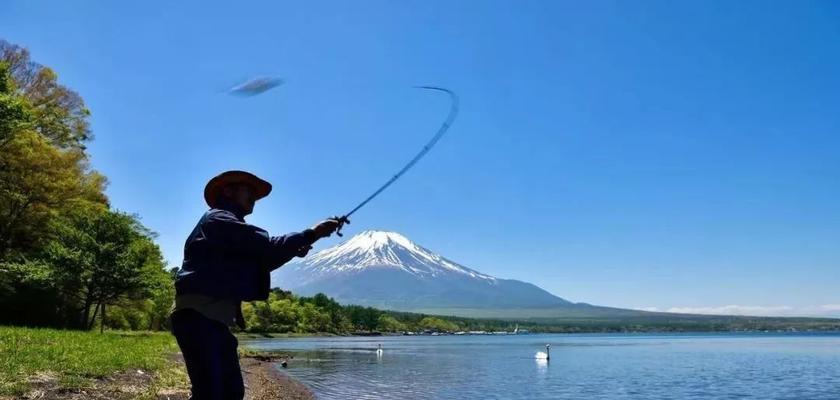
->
[203,210,340,270]
[266,218,341,270]
[266,230,317,269]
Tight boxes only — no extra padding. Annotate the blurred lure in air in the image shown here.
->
[227,76,284,96]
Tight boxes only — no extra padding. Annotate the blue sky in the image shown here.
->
[3,1,839,316]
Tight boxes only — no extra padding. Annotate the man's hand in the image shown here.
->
[310,218,341,239]
[296,245,313,257]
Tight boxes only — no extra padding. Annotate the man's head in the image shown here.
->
[222,183,257,215]
[204,170,272,215]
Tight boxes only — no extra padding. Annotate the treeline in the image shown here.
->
[244,289,840,334]
[0,40,174,331]
[242,289,523,334]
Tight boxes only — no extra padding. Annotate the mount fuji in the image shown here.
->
[271,230,606,316]
[270,231,840,328]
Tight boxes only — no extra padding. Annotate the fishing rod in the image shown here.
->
[332,86,459,237]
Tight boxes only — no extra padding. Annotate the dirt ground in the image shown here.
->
[12,355,314,400]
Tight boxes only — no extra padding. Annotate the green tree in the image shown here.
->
[347,305,382,331]
[0,260,63,326]
[377,314,406,332]
[0,53,106,261]
[44,208,165,330]
[0,40,91,149]
[144,266,176,330]
[0,129,106,259]
[0,61,32,148]
[298,302,331,333]
[268,298,300,332]
[0,40,170,332]
[418,317,458,332]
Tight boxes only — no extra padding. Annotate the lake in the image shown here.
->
[243,333,840,399]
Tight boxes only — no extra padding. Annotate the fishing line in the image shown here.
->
[333,86,459,236]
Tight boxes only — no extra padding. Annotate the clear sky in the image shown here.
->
[3,1,838,317]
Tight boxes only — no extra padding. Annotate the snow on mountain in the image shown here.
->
[271,230,572,312]
[300,230,495,281]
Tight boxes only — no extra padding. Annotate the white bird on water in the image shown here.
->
[535,344,550,360]
[376,344,383,356]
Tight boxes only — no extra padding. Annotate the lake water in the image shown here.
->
[243,333,840,399]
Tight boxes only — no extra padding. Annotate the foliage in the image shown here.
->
[418,317,459,332]
[241,288,519,334]
[0,40,170,332]
[0,326,186,396]
[376,315,406,332]
[0,40,91,149]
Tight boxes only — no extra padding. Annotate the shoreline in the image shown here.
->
[236,329,840,340]
[165,352,315,400]
[240,355,315,400]
[2,352,315,400]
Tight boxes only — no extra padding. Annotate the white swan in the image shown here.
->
[376,344,383,356]
[535,344,550,360]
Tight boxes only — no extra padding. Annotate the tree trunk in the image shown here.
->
[80,284,95,329]
[87,303,100,330]
[100,304,105,334]
[81,302,91,329]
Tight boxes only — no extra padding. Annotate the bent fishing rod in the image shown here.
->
[332,86,459,237]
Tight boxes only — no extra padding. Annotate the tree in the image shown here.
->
[0,260,64,326]
[0,61,32,148]
[306,293,347,333]
[144,264,176,330]
[298,303,331,333]
[418,317,458,332]
[0,55,106,261]
[347,305,382,332]
[0,129,106,258]
[377,315,406,332]
[0,40,91,149]
[0,40,170,332]
[44,208,165,330]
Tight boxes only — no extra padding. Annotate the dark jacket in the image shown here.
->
[175,207,316,301]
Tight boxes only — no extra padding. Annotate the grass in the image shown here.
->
[0,326,188,397]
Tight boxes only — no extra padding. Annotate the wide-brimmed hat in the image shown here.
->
[204,170,272,209]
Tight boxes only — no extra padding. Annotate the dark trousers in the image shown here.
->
[171,309,245,400]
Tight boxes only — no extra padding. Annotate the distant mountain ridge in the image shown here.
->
[271,230,586,313]
[270,231,840,329]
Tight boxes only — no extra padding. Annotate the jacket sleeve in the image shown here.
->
[266,231,318,270]
[203,209,317,270]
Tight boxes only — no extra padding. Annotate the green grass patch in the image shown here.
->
[0,326,186,396]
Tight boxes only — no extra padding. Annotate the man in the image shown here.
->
[171,170,340,400]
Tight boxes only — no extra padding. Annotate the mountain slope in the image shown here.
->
[270,231,840,325]
[271,231,574,311]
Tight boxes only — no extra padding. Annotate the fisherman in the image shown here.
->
[170,170,340,400]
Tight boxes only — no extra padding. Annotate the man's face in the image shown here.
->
[223,184,257,214]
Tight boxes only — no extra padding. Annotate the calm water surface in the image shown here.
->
[243,333,840,399]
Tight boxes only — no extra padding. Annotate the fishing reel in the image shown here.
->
[333,215,350,237]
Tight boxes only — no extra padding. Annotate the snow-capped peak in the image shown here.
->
[340,230,417,252]
[298,230,496,281]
